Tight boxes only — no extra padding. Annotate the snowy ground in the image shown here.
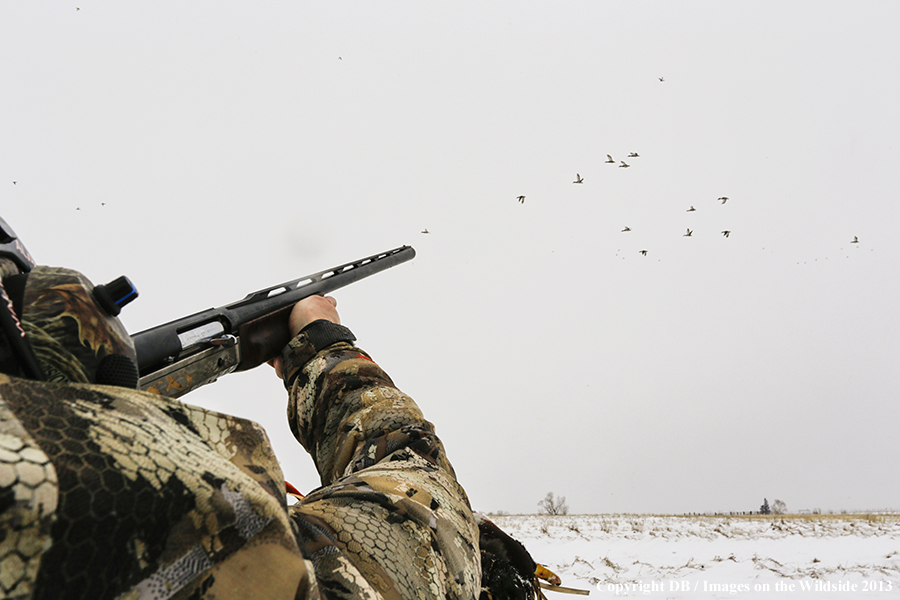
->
[489,514,900,599]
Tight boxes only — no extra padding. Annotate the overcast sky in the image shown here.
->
[3,1,899,515]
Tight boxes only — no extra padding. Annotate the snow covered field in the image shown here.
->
[489,514,900,599]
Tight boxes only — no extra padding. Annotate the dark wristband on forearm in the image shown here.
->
[281,319,357,390]
[301,319,357,352]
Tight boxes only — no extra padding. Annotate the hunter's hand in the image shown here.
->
[287,294,340,337]
[268,295,340,379]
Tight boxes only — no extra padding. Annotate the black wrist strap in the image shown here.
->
[281,320,358,391]
[300,320,357,352]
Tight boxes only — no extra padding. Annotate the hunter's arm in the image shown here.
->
[279,320,457,485]
[276,305,481,600]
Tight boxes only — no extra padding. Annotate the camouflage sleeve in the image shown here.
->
[280,321,481,600]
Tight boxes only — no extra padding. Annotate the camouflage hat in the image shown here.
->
[1,266,139,387]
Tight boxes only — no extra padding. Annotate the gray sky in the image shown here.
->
[3,1,899,515]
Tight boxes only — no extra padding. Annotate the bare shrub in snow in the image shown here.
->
[538,492,569,515]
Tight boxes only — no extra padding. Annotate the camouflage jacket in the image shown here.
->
[0,323,480,599]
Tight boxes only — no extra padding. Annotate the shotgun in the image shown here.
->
[132,245,415,399]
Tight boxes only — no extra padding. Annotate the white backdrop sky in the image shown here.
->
[3,1,898,515]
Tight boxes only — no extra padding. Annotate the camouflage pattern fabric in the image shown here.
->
[0,375,310,600]
[4,266,138,385]
[281,329,481,600]
[0,313,479,598]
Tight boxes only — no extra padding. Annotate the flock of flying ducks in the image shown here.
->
[8,67,864,255]
[507,151,861,259]
[604,152,639,169]
[514,151,641,207]
[618,192,733,256]
[512,152,736,256]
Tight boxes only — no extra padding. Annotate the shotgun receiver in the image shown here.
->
[132,245,415,399]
